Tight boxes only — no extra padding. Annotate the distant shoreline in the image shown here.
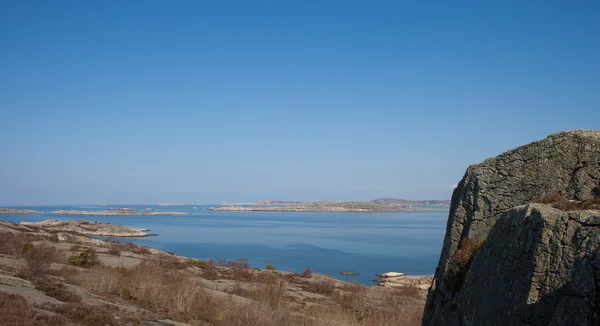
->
[210,206,447,212]
[51,209,190,216]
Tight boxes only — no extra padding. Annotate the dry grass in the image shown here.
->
[62,261,221,323]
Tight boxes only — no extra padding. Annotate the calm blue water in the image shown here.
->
[1,205,448,284]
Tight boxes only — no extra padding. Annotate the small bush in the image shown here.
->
[184,258,208,269]
[33,278,82,303]
[19,243,63,279]
[301,266,313,278]
[0,232,35,257]
[265,262,276,270]
[0,291,53,326]
[203,261,218,280]
[310,278,336,295]
[157,256,186,270]
[68,248,98,267]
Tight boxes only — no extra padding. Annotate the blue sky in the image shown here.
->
[1,1,599,204]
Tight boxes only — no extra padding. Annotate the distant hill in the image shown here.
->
[254,200,303,206]
[369,198,450,206]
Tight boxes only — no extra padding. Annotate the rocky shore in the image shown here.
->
[20,219,155,237]
[0,208,43,214]
[51,208,189,216]
[374,272,432,290]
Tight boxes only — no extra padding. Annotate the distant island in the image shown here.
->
[51,208,189,216]
[0,208,43,214]
[210,198,450,212]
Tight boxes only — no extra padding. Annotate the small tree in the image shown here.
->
[265,262,276,270]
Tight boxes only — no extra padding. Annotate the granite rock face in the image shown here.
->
[423,130,600,325]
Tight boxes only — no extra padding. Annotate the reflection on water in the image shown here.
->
[1,205,448,284]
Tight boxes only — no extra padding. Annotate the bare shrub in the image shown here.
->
[0,291,48,326]
[309,277,336,295]
[52,303,118,326]
[253,280,287,310]
[215,258,250,269]
[157,255,186,270]
[335,283,374,321]
[216,303,297,326]
[301,266,313,278]
[203,261,218,280]
[33,278,82,303]
[0,232,34,257]
[106,243,120,256]
[19,243,63,279]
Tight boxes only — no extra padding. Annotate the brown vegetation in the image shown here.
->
[445,237,485,293]
[0,292,66,326]
[534,193,600,211]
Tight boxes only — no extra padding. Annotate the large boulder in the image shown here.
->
[423,130,600,325]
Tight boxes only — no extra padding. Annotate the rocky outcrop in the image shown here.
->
[20,219,155,237]
[423,130,600,325]
[374,272,432,291]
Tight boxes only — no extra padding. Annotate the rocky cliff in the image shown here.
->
[423,130,600,325]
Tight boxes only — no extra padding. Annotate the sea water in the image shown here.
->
[1,205,448,284]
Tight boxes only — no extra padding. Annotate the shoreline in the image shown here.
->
[209,206,449,212]
[50,209,190,216]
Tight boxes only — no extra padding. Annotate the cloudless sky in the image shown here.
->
[1,0,599,204]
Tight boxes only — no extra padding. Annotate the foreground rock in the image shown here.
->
[20,219,155,237]
[0,208,43,214]
[423,130,600,325]
[51,209,189,216]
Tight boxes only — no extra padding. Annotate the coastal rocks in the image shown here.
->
[374,273,432,290]
[0,208,43,214]
[20,219,155,237]
[423,130,600,325]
